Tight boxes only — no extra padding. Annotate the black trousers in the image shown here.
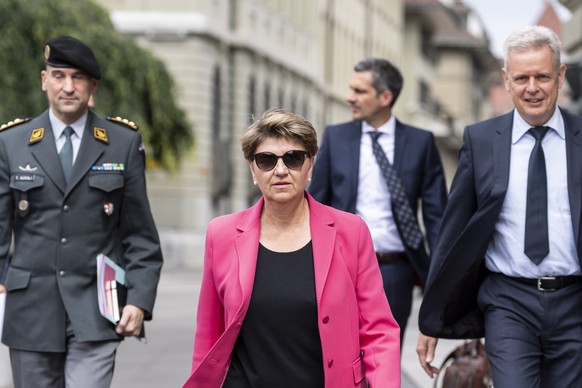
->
[478,272,582,388]
[378,259,415,346]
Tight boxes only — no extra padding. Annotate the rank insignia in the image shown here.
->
[107,116,138,131]
[29,128,44,143]
[94,127,108,143]
[0,118,29,131]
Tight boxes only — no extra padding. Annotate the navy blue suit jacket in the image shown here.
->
[309,119,447,283]
[419,109,582,339]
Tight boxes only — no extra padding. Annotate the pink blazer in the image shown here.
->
[183,193,400,388]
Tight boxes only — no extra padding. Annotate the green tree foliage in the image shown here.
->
[0,0,193,169]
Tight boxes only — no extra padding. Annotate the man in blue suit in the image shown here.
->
[417,26,582,387]
[309,58,447,344]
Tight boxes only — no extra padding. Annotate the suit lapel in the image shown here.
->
[234,199,262,319]
[563,112,582,244]
[307,195,335,304]
[347,121,362,206]
[30,112,67,193]
[393,120,404,171]
[231,195,336,317]
[67,117,104,192]
[493,113,513,193]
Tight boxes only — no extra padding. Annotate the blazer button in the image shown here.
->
[63,205,70,212]
[327,359,334,368]
[322,316,329,324]
[59,270,66,277]
[61,238,67,244]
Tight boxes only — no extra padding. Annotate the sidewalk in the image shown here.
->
[401,289,464,388]
[112,267,201,388]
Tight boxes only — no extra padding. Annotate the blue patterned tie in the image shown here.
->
[59,126,74,183]
[369,131,423,249]
[524,126,550,264]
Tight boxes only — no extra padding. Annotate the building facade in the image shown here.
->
[94,0,496,266]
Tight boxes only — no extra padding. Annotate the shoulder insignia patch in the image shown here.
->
[0,118,30,131]
[29,128,45,143]
[94,127,109,144]
[107,116,139,131]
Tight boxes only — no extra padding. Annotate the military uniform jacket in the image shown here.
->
[0,110,163,352]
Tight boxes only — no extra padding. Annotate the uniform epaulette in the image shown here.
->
[0,118,30,131]
[107,116,139,131]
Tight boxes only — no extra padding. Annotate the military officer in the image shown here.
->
[0,36,163,387]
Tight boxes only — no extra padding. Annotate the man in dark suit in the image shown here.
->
[309,58,447,344]
[417,26,582,387]
[0,36,163,387]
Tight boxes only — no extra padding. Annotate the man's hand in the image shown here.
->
[115,304,144,336]
[0,284,6,293]
[417,332,440,378]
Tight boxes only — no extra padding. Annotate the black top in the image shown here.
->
[223,241,324,388]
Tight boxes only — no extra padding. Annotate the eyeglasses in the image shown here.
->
[253,150,309,171]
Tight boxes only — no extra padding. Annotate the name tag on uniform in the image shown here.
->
[14,174,36,181]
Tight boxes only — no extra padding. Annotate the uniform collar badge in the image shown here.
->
[94,127,108,143]
[29,128,44,143]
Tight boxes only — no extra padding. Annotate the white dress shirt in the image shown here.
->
[356,117,405,253]
[485,108,580,277]
[49,110,86,164]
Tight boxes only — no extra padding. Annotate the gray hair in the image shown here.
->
[503,26,561,71]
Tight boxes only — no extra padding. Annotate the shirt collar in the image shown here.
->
[512,106,565,144]
[49,109,87,139]
[362,115,396,136]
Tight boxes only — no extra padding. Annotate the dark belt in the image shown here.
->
[376,251,407,263]
[510,275,582,291]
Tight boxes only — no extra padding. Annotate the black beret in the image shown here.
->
[44,36,101,80]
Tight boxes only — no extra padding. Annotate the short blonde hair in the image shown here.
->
[241,108,319,161]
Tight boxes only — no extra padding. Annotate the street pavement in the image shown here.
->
[111,259,464,388]
[112,266,201,388]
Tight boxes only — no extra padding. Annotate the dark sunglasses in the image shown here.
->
[253,150,309,171]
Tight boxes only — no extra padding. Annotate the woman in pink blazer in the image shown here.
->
[183,109,400,388]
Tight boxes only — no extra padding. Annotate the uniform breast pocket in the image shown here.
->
[9,174,45,216]
[9,174,45,193]
[88,173,125,217]
[88,173,125,193]
[5,266,32,292]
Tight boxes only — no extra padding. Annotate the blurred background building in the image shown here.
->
[92,0,569,268]
[560,0,582,113]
